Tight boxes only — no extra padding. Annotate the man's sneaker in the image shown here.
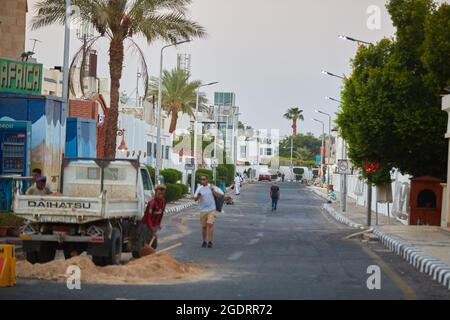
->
[207,241,213,248]
[202,241,207,248]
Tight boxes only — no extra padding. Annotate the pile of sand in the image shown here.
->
[17,253,207,285]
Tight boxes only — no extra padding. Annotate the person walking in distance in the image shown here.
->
[194,175,224,248]
[270,182,280,212]
[234,173,242,195]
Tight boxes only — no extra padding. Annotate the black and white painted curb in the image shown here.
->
[165,200,196,215]
[322,203,365,229]
[374,228,450,291]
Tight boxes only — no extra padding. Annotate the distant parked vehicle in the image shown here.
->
[258,174,271,182]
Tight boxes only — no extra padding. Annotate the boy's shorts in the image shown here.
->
[200,210,217,226]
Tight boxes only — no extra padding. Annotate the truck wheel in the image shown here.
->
[37,243,57,263]
[104,228,122,265]
[25,251,38,264]
[92,255,106,266]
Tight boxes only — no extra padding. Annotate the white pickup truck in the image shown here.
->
[14,158,155,266]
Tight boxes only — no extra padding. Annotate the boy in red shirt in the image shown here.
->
[142,185,167,246]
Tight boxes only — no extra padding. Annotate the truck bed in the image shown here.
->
[14,193,139,224]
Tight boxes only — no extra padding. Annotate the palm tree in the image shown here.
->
[149,68,207,134]
[32,0,206,157]
[283,107,304,136]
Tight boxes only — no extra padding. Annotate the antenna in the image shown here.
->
[29,38,41,54]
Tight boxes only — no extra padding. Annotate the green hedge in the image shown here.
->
[217,164,235,186]
[176,183,189,195]
[160,169,182,184]
[164,183,183,202]
[147,166,156,185]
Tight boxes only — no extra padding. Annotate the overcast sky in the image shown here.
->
[25,0,448,137]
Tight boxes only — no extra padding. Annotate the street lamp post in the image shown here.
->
[313,118,325,183]
[156,40,191,183]
[316,109,332,186]
[191,81,219,195]
[338,35,373,46]
[321,70,345,80]
[62,0,71,102]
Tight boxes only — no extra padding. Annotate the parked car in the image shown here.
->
[258,174,271,181]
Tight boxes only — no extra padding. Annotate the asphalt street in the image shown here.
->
[2,182,450,300]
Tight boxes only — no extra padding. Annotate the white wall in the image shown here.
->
[332,169,411,223]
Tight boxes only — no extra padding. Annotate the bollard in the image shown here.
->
[0,244,16,287]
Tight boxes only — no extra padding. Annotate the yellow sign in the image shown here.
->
[0,244,16,287]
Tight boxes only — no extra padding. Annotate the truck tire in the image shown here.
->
[104,228,122,265]
[24,242,56,264]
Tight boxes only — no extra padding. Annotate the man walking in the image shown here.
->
[234,174,242,195]
[270,182,280,212]
[194,175,224,248]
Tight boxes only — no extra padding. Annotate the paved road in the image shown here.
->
[2,183,450,300]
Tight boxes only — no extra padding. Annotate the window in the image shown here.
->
[76,167,100,180]
[266,148,273,156]
[153,143,157,158]
[147,142,152,157]
[141,169,152,191]
[240,146,247,158]
[165,146,170,160]
[104,168,119,181]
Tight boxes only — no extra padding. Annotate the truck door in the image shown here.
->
[140,168,154,205]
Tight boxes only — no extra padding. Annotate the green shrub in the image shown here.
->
[176,183,189,195]
[160,169,182,184]
[147,166,155,185]
[217,164,235,186]
[164,183,183,203]
[195,169,213,186]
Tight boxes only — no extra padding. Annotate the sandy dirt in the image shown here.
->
[16,253,208,285]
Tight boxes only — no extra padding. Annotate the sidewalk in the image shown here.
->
[310,186,403,227]
[309,186,450,290]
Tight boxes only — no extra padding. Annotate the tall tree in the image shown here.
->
[283,107,304,136]
[32,0,206,157]
[337,0,450,183]
[149,68,207,134]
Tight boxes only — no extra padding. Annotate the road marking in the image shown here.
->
[358,242,417,300]
[228,251,243,261]
[248,238,260,245]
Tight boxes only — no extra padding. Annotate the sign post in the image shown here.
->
[338,159,351,213]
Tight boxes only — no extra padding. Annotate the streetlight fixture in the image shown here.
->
[191,81,219,195]
[315,109,332,186]
[313,118,326,183]
[325,96,342,104]
[155,39,191,183]
[321,70,345,80]
[338,35,373,46]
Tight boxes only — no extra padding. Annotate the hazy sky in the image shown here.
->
[24,0,448,137]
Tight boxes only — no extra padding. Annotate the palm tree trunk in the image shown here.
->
[104,37,124,158]
[169,107,178,134]
[292,119,297,136]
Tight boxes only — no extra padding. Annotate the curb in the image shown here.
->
[165,200,196,215]
[322,203,366,229]
[373,228,450,291]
